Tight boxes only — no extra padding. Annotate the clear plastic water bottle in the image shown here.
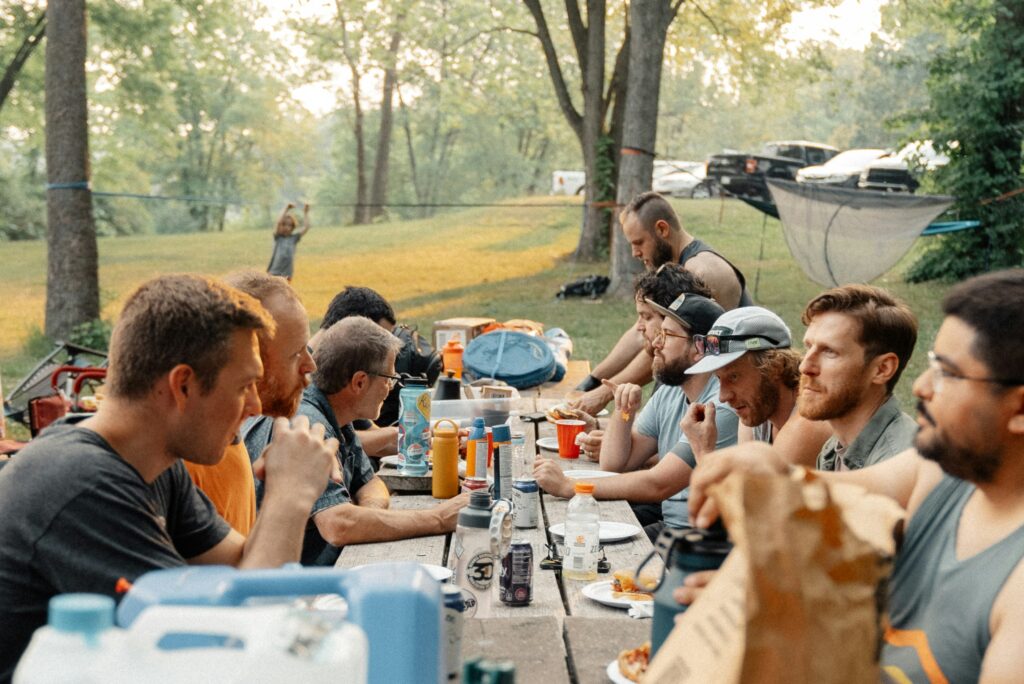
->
[508,412,528,479]
[562,482,600,581]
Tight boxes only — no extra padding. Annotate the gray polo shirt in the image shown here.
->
[815,394,917,471]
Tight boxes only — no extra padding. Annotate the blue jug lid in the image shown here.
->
[49,594,114,638]
[491,424,511,442]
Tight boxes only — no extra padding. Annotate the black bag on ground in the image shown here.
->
[556,275,610,299]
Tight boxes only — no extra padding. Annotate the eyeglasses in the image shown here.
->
[693,333,781,357]
[369,371,403,389]
[925,351,1023,394]
[654,328,692,346]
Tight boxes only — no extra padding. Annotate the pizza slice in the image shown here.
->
[617,641,651,682]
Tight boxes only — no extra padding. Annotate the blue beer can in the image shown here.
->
[511,477,539,529]
[499,540,533,606]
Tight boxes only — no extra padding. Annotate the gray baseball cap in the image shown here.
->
[645,293,725,337]
[686,306,792,374]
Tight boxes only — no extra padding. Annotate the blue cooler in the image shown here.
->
[118,563,443,684]
[463,330,556,389]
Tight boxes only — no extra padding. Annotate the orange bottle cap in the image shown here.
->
[574,482,595,494]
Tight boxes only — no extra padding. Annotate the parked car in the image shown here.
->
[858,141,949,192]
[652,161,712,198]
[551,170,585,195]
[706,140,839,200]
[796,148,889,187]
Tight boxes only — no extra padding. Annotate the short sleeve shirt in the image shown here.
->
[815,395,917,471]
[270,385,377,566]
[635,377,739,528]
[0,424,230,680]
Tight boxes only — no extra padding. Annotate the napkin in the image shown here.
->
[628,602,653,619]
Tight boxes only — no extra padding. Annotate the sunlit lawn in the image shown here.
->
[0,195,950,415]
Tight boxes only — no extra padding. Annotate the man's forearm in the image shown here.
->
[608,350,654,387]
[238,489,315,568]
[592,470,675,503]
[316,504,445,547]
[599,416,635,472]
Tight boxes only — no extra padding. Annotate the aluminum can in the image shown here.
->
[499,540,533,606]
[442,584,466,680]
[511,477,539,528]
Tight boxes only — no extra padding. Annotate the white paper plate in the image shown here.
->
[536,436,559,451]
[350,562,452,583]
[582,580,654,610]
[564,469,615,480]
[548,521,641,543]
[606,659,634,684]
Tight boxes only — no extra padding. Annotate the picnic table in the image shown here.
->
[337,363,665,682]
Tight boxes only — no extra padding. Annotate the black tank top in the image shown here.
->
[678,238,754,307]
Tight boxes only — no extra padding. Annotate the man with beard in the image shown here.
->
[187,271,316,535]
[799,284,919,471]
[256,317,468,566]
[679,307,832,466]
[573,192,752,416]
[576,264,713,463]
[535,292,739,539]
[0,275,339,682]
[686,269,1024,683]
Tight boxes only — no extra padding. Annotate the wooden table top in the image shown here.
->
[334,359,661,681]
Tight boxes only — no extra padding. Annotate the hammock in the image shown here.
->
[767,180,956,287]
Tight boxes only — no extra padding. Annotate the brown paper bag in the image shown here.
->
[644,468,904,684]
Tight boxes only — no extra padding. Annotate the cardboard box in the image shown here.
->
[432,317,496,350]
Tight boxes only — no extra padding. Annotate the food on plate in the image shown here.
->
[617,641,651,682]
[611,569,655,600]
[545,403,597,429]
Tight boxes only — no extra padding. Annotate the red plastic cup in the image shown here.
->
[555,420,586,459]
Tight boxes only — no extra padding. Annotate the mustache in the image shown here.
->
[916,401,936,427]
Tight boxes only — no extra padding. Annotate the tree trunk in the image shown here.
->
[350,67,370,224]
[573,0,607,260]
[0,10,46,113]
[44,0,99,340]
[610,0,678,294]
[368,21,403,222]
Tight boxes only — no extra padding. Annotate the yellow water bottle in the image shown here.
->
[431,419,460,499]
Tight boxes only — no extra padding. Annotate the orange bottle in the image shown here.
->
[431,419,460,499]
[442,338,464,379]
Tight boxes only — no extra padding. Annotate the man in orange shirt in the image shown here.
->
[185,271,316,534]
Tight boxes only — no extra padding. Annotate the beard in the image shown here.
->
[797,375,863,421]
[257,373,306,418]
[741,375,781,427]
[651,237,675,269]
[654,354,690,386]
[915,401,1002,483]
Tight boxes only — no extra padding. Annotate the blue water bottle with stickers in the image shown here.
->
[398,379,430,475]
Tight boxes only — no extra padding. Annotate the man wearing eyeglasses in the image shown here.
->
[536,292,740,540]
[572,191,752,416]
[679,307,832,467]
[264,316,467,566]
[686,269,1024,683]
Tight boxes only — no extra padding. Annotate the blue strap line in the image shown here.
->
[922,220,982,236]
[490,330,508,382]
[46,181,91,190]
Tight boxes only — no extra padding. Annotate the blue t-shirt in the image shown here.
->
[634,376,739,528]
[243,386,376,566]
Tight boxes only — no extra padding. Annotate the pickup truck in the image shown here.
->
[706,141,839,201]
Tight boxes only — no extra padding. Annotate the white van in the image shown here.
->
[551,170,586,195]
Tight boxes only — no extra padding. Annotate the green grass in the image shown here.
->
[0,196,950,422]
